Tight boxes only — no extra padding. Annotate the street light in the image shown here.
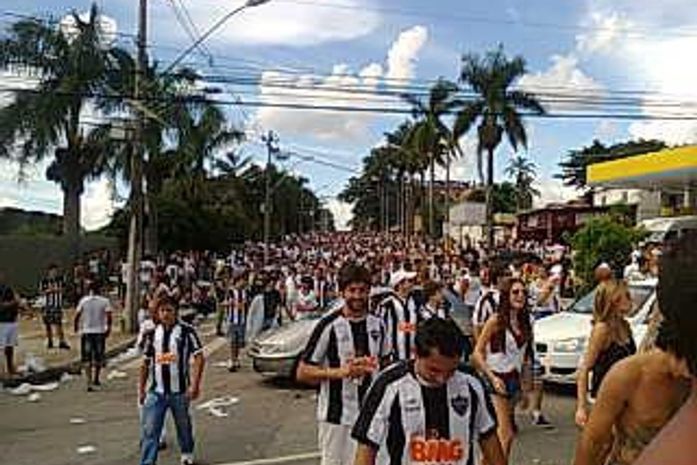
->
[165,0,272,73]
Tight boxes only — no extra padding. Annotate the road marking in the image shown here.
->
[212,451,320,465]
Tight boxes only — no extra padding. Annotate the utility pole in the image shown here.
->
[125,0,147,334]
[262,130,279,266]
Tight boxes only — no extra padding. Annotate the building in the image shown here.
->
[587,145,697,219]
[516,201,619,243]
[447,201,515,245]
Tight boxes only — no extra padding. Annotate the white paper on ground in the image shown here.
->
[27,392,41,402]
[31,382,59,392]
[70,418,87,425]
[106,370,128,380]
[60,373,74,383]
[76,445,97,454]
[10,382,59,395]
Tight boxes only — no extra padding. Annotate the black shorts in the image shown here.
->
[43,307,63,325]
[81,333,106,365]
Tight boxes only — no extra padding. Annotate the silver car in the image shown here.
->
[248,309,327,379]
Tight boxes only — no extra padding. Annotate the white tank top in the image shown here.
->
[485,328,527,374]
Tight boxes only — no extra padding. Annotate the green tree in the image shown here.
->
[505,155,540,211]
[404,79,462,236]
[454,46,545,249]
[0,4,131,257]
[557,139,666,190]
[570,216,646,292]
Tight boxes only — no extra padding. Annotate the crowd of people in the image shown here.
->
[0,230,694,465]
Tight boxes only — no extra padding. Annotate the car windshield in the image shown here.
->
[567,285,654,317]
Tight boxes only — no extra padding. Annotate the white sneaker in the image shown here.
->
[181,453,195,465]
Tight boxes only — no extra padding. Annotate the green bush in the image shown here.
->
[571,215,646,292]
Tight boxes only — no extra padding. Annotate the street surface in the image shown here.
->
[0,322,579,465]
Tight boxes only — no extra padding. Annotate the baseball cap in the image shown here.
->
[389,269,417,288]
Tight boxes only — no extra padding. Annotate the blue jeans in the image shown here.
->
[140,392,194,465]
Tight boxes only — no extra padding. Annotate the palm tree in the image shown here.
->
[403,79,462,237]
[505,155,540,211]
[170,103,245,200]
[0,4,131,257]
[214,150,251,178]
[454,46,545,249]
[105,62,204,255]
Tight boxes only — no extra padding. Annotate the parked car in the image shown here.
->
[248,303,339,379]
[640,215,697,244]
[533,278,657,384]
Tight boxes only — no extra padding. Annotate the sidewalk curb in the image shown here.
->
[2,336,137,388]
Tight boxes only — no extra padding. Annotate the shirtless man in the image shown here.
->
[573,308,692,464]
[634,232,697,465]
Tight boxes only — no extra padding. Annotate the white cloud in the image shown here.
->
[81,178,116,231]
[518,54,604,112]
[159,0,380,47]
[535,177,579,208]
[254,26,428,143]
[434,134,479,183]
[385,26,429,83]
[326,198,353,231]
[576,1,697,144]
[575,12,634,55]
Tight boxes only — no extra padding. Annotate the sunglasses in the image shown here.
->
[511,288,526,296]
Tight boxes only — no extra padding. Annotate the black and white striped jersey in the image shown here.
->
[379,295,418,361]
[40,275,64,309]
[472,290,499,329]
[142,322,204,395]
[352,362,497,465]
[301,308,390,426]
[416,303,450,322]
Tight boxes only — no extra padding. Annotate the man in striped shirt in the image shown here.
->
[352,318,505,465]
[138,297,205,465]
[379,269,418,361]
[296,263,390,465]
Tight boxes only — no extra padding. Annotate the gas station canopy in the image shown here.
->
[587,145,697,190]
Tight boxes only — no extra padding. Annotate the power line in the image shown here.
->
[3,85,697,121]
[164,0,213,61]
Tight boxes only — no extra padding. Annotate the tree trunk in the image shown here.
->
[429,154,435,238]
[63,179,82,260]
[485,148,495,251]
[445,151,451,241]
[144,169,164,257]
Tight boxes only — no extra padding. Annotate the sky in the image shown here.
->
[2,0,697,230]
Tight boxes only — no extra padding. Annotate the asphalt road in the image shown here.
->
[0,325,580,465]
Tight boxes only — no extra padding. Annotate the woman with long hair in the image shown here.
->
[575,279,636,427]
[473,277,534,461]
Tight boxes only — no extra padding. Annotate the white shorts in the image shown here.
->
[318,421,357,465]
[0,322,18,347]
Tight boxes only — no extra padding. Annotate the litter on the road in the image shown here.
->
[27,392,41,402]
[106,370,128,380]
[69,418,87,425]
[19,353,47,374]
[9,382,59,396]
[60,373,74,383]
[108,347,140,367]
[213,361,231,369]
[76,445,97,455]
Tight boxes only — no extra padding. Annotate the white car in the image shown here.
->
[533,278,657,384]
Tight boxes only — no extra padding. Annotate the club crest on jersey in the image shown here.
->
[450,395,468,416]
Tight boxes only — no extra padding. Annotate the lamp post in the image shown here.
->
[164,0,272,73]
